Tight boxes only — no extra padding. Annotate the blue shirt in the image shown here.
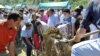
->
[21,28,33,38]
[47,14,59,27]
[71,39,100,56]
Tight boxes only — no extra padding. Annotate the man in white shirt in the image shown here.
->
[21,22,33,56]
[22,11,31,25]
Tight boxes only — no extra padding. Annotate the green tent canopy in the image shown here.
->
[5,5,13,9]
[15,3,26,9]
[38,1,71,9]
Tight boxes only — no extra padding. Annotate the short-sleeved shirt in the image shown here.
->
[80,0,100,29]
[21,25,33,38]
[21,29,33,38]
[71,39,100,56]
[0,21,17,52]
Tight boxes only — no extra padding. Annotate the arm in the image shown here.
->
[21,29,33,46]
[24,37,33,46]
[8,40,15,56]
[73,28,86,42]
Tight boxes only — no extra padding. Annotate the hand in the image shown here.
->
[73,28,86,42]
[74,35,81,42]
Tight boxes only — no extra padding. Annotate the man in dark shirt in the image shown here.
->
[71,0,100,56]
[73,0,100,42]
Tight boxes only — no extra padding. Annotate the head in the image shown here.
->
[73,8,82,18]
[7,13,21,29]
[39,9,44,15]
[29,9,33,13]
[32,13,39,20]
[35,21,42,29]
[79,5,84,10]
[25,22,32,30]
[19,9,24,14]
[47,9,54,16]
[63,9,70,17]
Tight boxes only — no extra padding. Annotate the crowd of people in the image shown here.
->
[0,0,100,56]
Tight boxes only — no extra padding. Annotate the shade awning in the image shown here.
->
[38,1,71,9]
[15,3,26,9]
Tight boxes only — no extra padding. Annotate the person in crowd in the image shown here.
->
[60,9,76,24]
[59,9,76,39]
[71,0,100,56]
[21,22,33,56]
[0,13,21,56]
[31,13,39,32]
[28,9,33,19]
[33,21,43,50]
[73,8,83,31]
[81,6,99,40]
[38,9,48,23]
[23,11,31,24]
[47,9,59,27]
[0,10,4,19]
[73,7,90,41]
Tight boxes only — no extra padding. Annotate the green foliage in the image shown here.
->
[69,0,89,8]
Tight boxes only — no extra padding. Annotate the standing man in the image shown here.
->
[47,9,59,27]
[59,9,76,38]
[0,13,21,56]
[71,0,100,56]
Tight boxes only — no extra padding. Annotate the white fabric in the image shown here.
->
[71,39,100,56]
[57,24,68,38]
[89,24,99,40]
[21,25,33,38]
[57,24,67,33]
[23,13,32,24]
[0,14,4,19]
[39,20,48,32]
